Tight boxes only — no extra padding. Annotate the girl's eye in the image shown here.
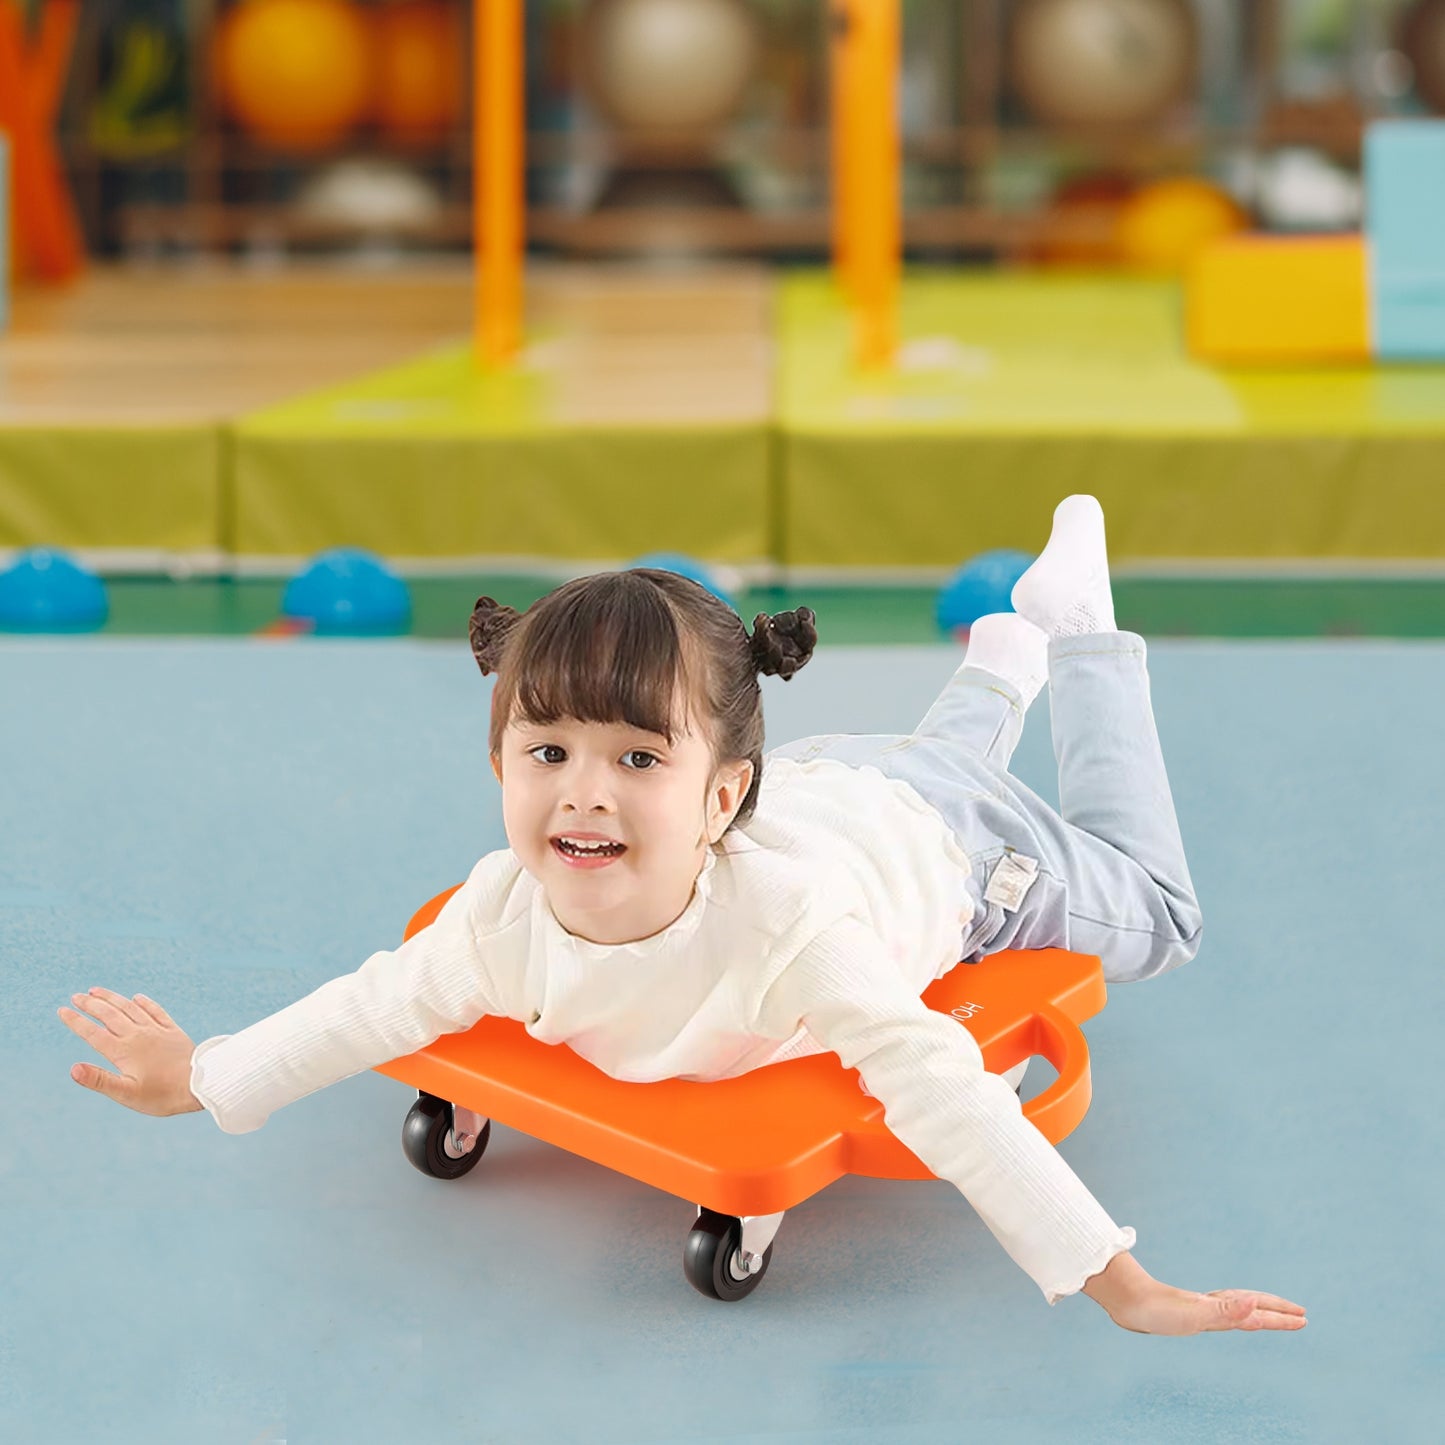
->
[524,745,659,770]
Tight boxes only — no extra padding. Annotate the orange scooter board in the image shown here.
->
[375,887,1107,1218]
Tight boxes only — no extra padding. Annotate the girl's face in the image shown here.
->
[491,698,753,946]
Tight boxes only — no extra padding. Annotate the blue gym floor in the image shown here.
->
[2,635,1439,1444]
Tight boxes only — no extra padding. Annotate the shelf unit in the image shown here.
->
[53,0,1413,264]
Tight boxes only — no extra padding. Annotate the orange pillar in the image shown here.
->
[475,0,523,365]
[0,0,84,284]
[834,0,899,368]
[828,2,856,301]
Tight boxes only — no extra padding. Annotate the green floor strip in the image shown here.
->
[73,575,1445,642]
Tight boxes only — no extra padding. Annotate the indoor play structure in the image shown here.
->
[382,884,1108,1301]
[5,0,1445,621]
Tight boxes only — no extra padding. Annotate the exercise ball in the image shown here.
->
[625,552,740,611]
[217,0,374,152]
[294,159,443,233]
[1401,0,1445,114]
[935,551,1034,641]
[582,0,759,132]
[0,548,108,632]
[281,549,411,635]
[1114,176,1249,274]
[374,1,465,145]
[1008,0,1196,129]
[1032,172,1138,268]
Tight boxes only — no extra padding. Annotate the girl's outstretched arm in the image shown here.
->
[59,988,203,1117]
[60,850,516,1133]
[755,915,1309,1334]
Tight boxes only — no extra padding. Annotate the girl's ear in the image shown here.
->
[707,758,754,843]
[490,753,503,783]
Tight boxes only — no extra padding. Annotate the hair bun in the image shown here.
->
[749,606,817,681]
[469,595,522,676]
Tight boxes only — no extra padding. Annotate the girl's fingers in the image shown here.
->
[86,986,147,1026]
[132,994,174,1028]
[1244,1311,1307,1331]
[57,1005,121,1062]
[1209,1289,1307,1317]
[1251,1294,1306,1314]
[70,991,130,1033]
[70,1061,136,1103]
[1207,1292,1307,1331]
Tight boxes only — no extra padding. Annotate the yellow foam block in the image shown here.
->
[1186,235,1370,363]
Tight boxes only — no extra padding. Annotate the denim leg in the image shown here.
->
[768,661,1027,778]
[769,635,1201,987]
[912,662,1031,772]
[1029,631,1204,983]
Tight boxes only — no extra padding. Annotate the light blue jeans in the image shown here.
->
[768,630,1203,986]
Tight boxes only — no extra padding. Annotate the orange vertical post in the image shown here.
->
[0,0,84,283]
[828,2,855,301]
[838,0,898,368]
[24,0,80,121]
[475,0,523,366]
[857,0,899,368]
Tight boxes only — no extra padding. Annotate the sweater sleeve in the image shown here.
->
[755,914,1136,1306]
[189,861,509,1136]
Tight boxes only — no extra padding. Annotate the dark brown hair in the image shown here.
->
[470,569,817,829]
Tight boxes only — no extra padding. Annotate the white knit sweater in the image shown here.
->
[190,755,1134,1305]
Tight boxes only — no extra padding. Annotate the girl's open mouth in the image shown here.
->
[551,838,627,869]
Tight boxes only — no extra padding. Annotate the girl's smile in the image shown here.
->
[551,836,628,869]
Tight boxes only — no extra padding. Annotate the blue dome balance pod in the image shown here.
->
[0,548,109,632]
[935,549,1035,640]
[281,549,412,636]
[625,552,738,612]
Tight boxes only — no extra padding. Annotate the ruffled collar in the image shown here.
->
[537,843,719,959]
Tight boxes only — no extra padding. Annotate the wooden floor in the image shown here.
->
[526,262,773,424]
[0,260,774,424]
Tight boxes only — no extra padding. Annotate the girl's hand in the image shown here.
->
[1084,1251,1307,1335]
[58,987,204,1118]
[1108,1281,1309,1336]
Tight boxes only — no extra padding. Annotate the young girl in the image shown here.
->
[59,494,1307,1337]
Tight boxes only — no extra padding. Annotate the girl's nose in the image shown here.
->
[561,777,617,813]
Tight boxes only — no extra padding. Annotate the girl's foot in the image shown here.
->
[1011,494,1118,638]
[963,611,1050,709]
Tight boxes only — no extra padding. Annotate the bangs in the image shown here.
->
[507,574,698,744]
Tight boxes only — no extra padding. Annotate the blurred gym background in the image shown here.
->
[1,0,1443,641]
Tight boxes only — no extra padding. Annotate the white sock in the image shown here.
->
[962,611,1050,709]
[1010,494,1117,638]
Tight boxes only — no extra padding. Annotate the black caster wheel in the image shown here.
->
[684,1209,772,1301]
[402,1094,490,1180]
